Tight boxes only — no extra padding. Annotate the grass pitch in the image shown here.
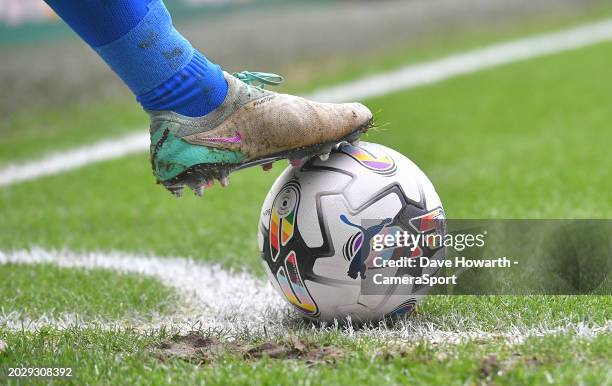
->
[1,40,610,268]
[1,329,610,385]
[0,263,176,319]
[1,12,611,386]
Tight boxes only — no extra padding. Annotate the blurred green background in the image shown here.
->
[2,0,612,116]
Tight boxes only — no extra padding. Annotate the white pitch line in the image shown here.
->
[308,18,612,102]
[0,248,287,335]
[1,248,610,344]
[2,18,612,187]
[0,132,149,187]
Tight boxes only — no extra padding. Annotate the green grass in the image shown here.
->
[0,263,178,319]
[0,156,273,273]
[0,41,610,274]
[1,11,611,386]
[0,101,146,167]
[0,327,609,385]
[417,295,611,330]
[281,3,612,95]
[369,41,612,219]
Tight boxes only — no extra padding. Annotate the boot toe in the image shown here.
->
[351,102,373,126]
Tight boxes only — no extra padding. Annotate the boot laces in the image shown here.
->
[232,71,284,94]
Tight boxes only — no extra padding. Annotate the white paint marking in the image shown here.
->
[1,248,610,344]
[0,248,287,334]
[1,18,612,187]
[309,18,612,102]
[0,132,149,187]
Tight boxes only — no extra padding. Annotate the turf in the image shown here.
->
[281,3,612,95]
[416,295,611,331]
[0,327,609,385]
[0,157,272,273]
[1,12,611,386]
[0,41,610,272]
[0,263,177,319]
[0,101,145,167]
[368,42,612,219]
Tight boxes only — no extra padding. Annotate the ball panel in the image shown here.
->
[383,145,442,209]
[293,169,352,248]
[306,280,360,321]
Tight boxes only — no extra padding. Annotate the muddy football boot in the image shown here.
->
[149,71,373,197]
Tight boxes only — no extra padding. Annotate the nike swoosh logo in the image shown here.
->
[199,131,242,144]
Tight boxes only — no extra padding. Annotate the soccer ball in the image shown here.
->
[258,142,446,322]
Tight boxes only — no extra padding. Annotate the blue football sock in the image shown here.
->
[44,0,227,117]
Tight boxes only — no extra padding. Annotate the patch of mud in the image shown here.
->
[246,339,344,363]
[479,354,501,380]
[154,333,344,364]
[479,353,542,382]
[155,333,231,364]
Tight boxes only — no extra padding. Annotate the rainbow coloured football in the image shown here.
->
[258,142,446,322]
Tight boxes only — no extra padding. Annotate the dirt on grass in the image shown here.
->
[154,333,231,364]
[479,352,543,383]
[154,333,345,365]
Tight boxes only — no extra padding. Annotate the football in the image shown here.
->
[258,142,446,322]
